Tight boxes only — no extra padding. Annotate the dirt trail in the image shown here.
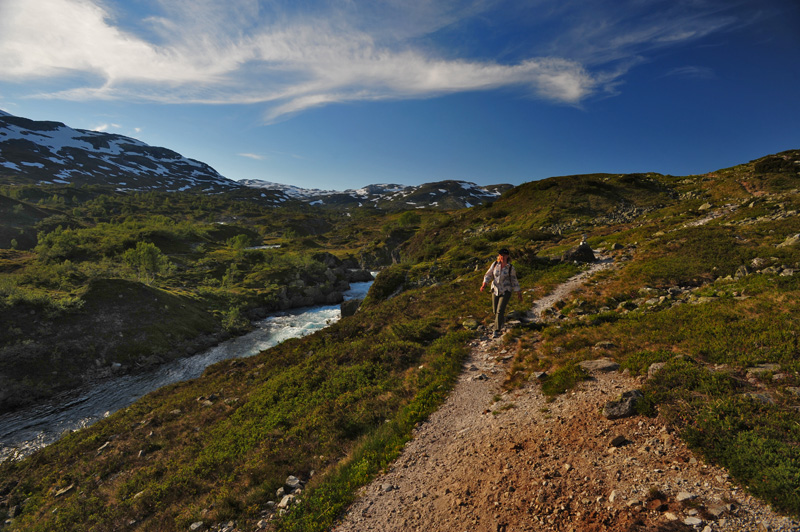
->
[333,259,797,532]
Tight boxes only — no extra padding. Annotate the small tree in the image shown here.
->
[227,234,251,250]
[398,211,421,227]
[123,241,173,284]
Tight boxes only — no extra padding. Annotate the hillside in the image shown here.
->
[335,262,795,531]
[1,149,799,531]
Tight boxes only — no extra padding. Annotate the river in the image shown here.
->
[0,280,372,462]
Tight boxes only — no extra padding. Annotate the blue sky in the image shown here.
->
[1,0,798,190]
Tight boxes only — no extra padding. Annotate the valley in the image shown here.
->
[0,113,799,531]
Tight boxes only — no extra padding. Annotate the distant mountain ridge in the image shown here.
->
[0,109,509,209]
[238,178,511,210]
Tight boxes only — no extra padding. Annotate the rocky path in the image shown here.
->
[332,262,798,532]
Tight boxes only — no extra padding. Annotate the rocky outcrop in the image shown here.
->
[562,242,596,263]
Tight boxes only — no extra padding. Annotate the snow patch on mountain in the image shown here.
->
[0,110,239,192]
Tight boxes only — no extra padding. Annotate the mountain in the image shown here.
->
[0,109,509,210]
[0,110,240,193]
[239,178,512,210]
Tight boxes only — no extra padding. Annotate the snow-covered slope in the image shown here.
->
[0,111,239,192]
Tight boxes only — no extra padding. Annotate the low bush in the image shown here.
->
[541,364,589,397]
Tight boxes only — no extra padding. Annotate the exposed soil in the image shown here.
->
[332,261,799,532]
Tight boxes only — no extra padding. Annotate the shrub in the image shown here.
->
[363,264,409,305]
[541,364,589,397]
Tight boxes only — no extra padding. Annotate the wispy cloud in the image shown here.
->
[662,66,716,79]
[238,153,267,161]
[0,0,763,121]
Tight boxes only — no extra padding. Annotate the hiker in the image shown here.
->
[480,248,522,337]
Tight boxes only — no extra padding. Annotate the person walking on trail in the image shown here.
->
[480,248,522,337]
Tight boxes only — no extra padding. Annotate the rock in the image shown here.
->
[285,475,303,492]
[743,392,775,405]
[685,516,703,526]
[277,495,295,509]
[676,491,697,502]
[603,390,644,420]
[699,202,713,211]
[189,522,206,531]
[647,362,666,379]
[54,484,75,497]
[347,269,375,282]
[609,435,627,447]
[786,387,800,398]
[461,318,480,330]
[340,298,361,317]
[594,341,616,350]
[562,243,596,263]
[380,483,394,493]
[746,363,781,378]
[777,234,800,248]
[708,504,727,517]
[664,512,679,521]
[735,265,750,279]
[325,291,344,304]
[579,358,620,373]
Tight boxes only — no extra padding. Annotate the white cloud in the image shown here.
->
[0,0,759,121]
[93,122,122,132]
[238,153,267,160]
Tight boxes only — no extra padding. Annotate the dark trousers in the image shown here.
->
[492,291,511,332]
